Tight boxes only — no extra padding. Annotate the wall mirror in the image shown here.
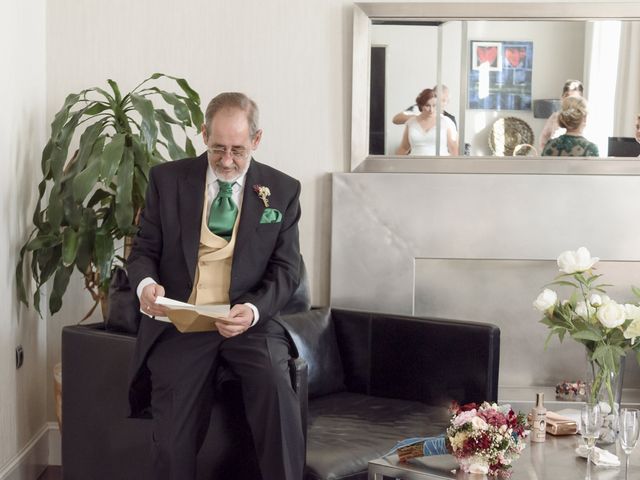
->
[352,2,640,172]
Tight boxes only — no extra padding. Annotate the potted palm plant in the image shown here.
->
[16,73,202,320]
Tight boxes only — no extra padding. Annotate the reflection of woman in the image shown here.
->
[541,96,599,157]
[396,88,458,156]
[539,79,583,151]
[635,114,640,144]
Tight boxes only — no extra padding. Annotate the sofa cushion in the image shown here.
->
[305,392,450,480]
[280,308,346,398]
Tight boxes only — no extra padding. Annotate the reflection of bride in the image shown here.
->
[396,88,458,156]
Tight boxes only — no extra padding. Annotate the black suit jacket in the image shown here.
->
[126,153,302,416]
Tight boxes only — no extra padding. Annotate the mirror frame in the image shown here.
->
[351,2,640,173]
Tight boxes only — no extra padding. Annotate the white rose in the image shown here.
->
[469,463,490,474]
[623,318,640,341]
[575,301,596,319]
[596,301,626,328]
[589,294,602,307]
[625,304,640,321]
[533,289,557,312]
[471,416,488,430]
[557,247,599,274]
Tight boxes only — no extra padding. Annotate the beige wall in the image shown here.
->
[0,0,48,473]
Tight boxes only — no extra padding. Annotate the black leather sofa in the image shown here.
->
[61,308,500,480]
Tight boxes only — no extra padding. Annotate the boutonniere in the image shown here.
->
[253,184,271,207]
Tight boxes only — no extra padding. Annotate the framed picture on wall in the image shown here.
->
[471,41,502,71]
[468,40,533,110]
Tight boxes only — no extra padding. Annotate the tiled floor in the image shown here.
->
[37,466,62,480]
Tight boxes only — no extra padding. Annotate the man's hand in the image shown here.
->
[140,283,169,317]
[216,304,254,338]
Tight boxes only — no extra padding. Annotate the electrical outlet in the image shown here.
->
[15,345,24,369]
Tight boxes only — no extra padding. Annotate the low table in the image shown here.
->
[368,435,640,479]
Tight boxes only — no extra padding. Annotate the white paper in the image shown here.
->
[575,446,620,467]
[155,296,230,318]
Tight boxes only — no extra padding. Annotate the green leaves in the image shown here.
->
[571,328,603,342]
[99,133,126,180]
[62,228,80,266]
[15,244,29,305]
[155,110,186,159]
[131,94,158,151]
[540,263,640,377]
[49,265,73,314]
[547,279,579,289]
[73,156,102,203]
[592,344,626,372]
[115,148,135,231]
[16,73,202,317]
[147,73,202,125]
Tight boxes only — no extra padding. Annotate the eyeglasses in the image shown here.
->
[208,145,249,160]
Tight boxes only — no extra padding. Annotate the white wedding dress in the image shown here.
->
[407,115,455,156]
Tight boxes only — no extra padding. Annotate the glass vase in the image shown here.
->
[585,354,625,445]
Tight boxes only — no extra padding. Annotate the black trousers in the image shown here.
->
[146,320,304,480]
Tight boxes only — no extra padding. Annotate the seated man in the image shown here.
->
[126,92,305,480]
[392,84,457,128]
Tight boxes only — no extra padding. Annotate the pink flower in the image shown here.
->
[479,408,507,427]
[452,409,477,427]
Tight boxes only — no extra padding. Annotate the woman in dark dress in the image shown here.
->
[542,96,599,157]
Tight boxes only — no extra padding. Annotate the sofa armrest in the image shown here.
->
[62,324,153,480]
[331,309,500,406]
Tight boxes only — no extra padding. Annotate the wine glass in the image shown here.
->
[619,408,640,480]
[581,403,602,480]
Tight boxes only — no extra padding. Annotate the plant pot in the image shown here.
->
[585,354,625,445]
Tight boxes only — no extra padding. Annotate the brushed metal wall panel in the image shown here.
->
[331,172,640,390]
[414,258,640,388]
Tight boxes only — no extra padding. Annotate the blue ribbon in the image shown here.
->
[384,434,448,458]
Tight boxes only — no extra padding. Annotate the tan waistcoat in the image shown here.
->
[187,193,241,305]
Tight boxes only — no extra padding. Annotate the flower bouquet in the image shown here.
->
[533,251,640,443]
[446,402,528,476]
[388,402,528,477]
[533,247,640,441]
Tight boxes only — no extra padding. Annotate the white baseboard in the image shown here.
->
[0,423,59,480]
[47,423,61,467]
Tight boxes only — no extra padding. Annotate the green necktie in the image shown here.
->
[208,180,238,240]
